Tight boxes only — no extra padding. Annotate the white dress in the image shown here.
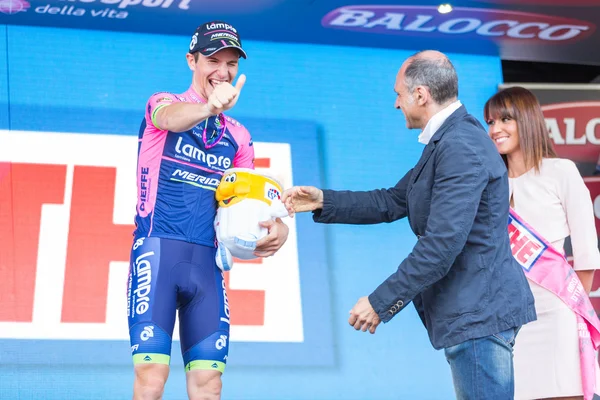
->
[510,158,600,399]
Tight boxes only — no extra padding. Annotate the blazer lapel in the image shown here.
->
[409,142,436,187]
[408,105,468,188]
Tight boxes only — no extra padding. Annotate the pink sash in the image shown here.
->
[508,208,600,400]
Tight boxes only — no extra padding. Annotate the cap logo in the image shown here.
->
[209,32,239,43]
[206,22,237,33]
[189,33,198,51]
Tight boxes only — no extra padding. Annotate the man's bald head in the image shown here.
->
[412,50,447,61]
[401,50,458,106]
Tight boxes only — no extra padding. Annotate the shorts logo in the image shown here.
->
[140,325,154,341]
[133,250,154,315]
[215,334,228,350]
[221,278,230,325]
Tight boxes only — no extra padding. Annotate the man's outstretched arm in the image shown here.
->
[283,168,413,225]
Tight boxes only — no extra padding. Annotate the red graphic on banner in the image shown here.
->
[0,162,268,326]
[543,102,600,165]
[61,166,132,323]
[0,163,66,322]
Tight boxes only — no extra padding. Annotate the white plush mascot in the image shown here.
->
[214,168,288,271]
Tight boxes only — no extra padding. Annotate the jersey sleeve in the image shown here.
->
[145,92,179,130]
[225,115,255,169]
[234,130,255,169]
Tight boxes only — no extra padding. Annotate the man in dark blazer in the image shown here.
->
[282,50,536,399]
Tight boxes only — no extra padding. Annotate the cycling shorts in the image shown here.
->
[127,236,230,372]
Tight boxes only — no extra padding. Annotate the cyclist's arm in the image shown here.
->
[147,92,213,133]
[154,102,214,133]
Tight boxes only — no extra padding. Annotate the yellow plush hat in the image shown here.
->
[215,168,283,208]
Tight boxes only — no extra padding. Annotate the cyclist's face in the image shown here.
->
[188,48,240,100]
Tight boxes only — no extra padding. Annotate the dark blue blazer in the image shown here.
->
[313,106,536,349]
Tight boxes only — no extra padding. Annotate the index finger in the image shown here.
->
[348,313,358,326]
[281,188,295,203]
[284,204,296,218]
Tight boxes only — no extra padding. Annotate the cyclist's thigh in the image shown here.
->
[175,244,230,373]
[128,236,179,367]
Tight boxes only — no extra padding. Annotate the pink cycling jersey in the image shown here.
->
[134,85,254,246]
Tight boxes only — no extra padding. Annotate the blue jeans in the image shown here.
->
[444,327,519,400]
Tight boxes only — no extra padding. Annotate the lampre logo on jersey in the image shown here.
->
[174,136,232,170]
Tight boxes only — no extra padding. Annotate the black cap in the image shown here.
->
[189,21,247,59]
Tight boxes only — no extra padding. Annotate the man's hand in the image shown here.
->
[254,217,289,257]
[349,296,381,334]
[281,186,324,217]
[206,74,246,115]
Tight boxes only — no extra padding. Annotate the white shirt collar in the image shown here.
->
[418,100,462,145]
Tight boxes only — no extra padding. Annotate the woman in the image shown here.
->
[484,86,600,400]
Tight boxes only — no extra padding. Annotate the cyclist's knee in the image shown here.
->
[134,364,169,400]
[186,370,222,400]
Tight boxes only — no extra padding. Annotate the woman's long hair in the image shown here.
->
[484,86,557,171]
